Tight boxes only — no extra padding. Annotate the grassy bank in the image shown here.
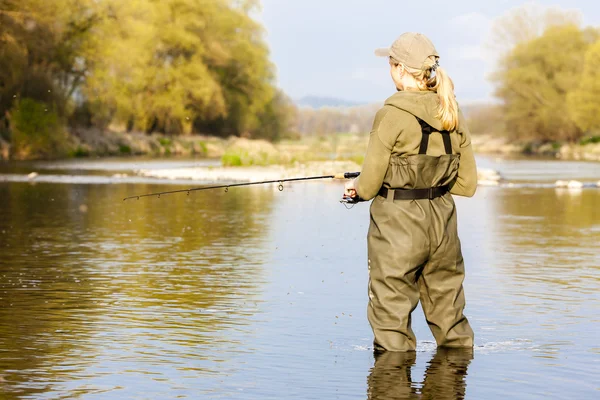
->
[221,134,368,167]
[0,128,371,166]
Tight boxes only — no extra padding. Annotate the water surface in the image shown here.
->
[0,156,598,399]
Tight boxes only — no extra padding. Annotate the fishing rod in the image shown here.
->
[122,171,361,202]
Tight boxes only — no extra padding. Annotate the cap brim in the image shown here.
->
[374,48,390,57]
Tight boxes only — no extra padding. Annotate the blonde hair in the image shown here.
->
[390,56,459,131]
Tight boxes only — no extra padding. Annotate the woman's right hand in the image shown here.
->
[344,178,358,200]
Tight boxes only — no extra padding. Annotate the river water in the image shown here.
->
[0,156,598,399]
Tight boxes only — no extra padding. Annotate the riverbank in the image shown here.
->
[2,153,598,192]
[2,128,600,163]
[471,134,600,161]
[0,128,369,165]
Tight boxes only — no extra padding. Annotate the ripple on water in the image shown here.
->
[347,339,536,354]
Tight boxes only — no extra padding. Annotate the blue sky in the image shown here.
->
[259,1,600,104]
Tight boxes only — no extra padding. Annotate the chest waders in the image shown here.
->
[367,117,474,352]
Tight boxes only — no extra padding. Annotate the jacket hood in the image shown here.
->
[384,91,444,131]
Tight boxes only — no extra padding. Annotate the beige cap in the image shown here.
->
[375,32,439,70]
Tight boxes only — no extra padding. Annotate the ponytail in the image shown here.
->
[397,56,460,131]
[431,66,459,131]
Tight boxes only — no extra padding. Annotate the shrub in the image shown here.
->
[221,153,243,166]
[221,138,290,166]
[11,98,68,159]
[159,138,172,146]
[71,146,90,157]
[579,136,600,145]
[197,141,208,155]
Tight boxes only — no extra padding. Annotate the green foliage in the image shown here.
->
[221,153,243,166]
[494,25,598,142]
[70,146,90,157]
[567,40,600,133]
[0,0,294,159]
[11,98,68,159]
[197,141,208,154]
[158,138,172,147]
[84,0,284,138]
[119,145,132,154]
[0,0,100,119]
[221,138,290,166]
[551,142,562,150]
[579,136,600,145]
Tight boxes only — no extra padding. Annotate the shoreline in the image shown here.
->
[3,156,597,189]
[471,134,600,162]
[3,166,598,190]
[1,129,600,163]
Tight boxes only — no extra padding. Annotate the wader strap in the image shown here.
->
[441,131,452,155]
[378,185,449,200]
[415,117,452,155]
[417,118,432,155]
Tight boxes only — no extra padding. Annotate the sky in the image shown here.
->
[258,0,600,105]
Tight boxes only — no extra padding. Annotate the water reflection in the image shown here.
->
[0,182,275,398]
[475,187,600,364]
[489,188,599,295]
[367,348,473,400]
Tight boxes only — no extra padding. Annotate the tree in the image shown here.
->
[84,0,279,137]
[487,3,582,56]
[0,0,100,113]
[566,40,600,133]
[254,90,297,141]
[493,25,598,142]
[1,0,293,150]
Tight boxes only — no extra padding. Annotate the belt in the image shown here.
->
[378,185,449,200]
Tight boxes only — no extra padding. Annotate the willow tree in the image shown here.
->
[2,0,290,149]
[0,0,100,156]
[566,40,600,134]
[494,25,598,142]
[84,0,278,137]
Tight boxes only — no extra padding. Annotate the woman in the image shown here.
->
[345,32,477,352]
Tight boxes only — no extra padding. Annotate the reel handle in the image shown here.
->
[334,172,361,179]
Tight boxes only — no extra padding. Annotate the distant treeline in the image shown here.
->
[0,0,295,158]
[294,103,380,136]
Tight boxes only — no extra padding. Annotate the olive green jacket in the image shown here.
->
[354,91,477,200]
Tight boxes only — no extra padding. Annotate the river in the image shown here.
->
[0,156,599,399]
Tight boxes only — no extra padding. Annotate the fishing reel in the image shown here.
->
[340,194,360,204]
[340,194,362,209]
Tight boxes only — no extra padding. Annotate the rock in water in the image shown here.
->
[477,168,503,186]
